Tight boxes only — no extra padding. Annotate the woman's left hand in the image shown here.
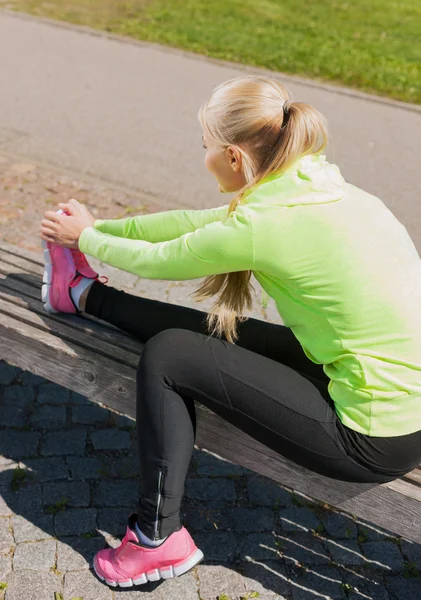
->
[40,198,96,249]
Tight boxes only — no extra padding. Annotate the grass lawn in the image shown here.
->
[2,0,420,104]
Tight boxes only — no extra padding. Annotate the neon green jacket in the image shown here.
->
[79,154,421,437]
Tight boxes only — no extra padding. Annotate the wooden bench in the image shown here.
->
[1,239,421,544]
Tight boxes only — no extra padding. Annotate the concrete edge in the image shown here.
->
[2,8,421,115]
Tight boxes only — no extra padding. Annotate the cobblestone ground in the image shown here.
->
[1,361,421,600]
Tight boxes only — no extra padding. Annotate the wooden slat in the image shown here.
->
[0,248,44,277]
[0,265,145,355]
[0,296,139,368]
[384,477,421,502]
[0,240,44,266]
[0,311,137,416]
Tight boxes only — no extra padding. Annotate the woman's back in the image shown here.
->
[245,154,421,436]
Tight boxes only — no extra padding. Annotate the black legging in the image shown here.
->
[85,280,421,540]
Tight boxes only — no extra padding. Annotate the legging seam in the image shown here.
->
[208,339,233,409]
[177,382,342,460]
[219,367,333,423]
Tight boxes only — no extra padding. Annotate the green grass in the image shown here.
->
[2,0,420,103]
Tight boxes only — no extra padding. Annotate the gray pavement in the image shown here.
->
[2,358,421,600]
[1,10,421,249]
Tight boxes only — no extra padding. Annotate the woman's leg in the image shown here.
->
[84,280,329,383]
[135,328,393,541]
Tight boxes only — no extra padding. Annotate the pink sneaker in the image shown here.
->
[93,514,204,588]
[41,208,107,313]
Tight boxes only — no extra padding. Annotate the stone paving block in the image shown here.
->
[277,533,330,567]
[43,481,90,508]
[157,572,198,600]
[54,508,97,536]
[193,448,245,477]
[324,537,367,566]
[72,404,110,425]
[13,539,56,571]
[182,504,223,532]
[3,570,62,600]
[0,362,20,385]
[362,541,404,571]
[1,484,43,515]
[2,385,34,408]
[0,462,18,487]
[64,569,113,600]
[242,559,291,598]
[186,478,236,503]
[321,511,358,539]
[194,531,239,562]
[67,456,103,480]
[97,507,132,537]
[40,429,86,456]
[112,585,163,599]
[71,390,91,405]
[239,533,280,561]
[279,507,322,533]
[12,514,54,543]
[111,413,136,428]
[31,404,66,428]
[197,564,246,600]
[0,430,39,458]
[401,539,421,568]
[37,382,71,405]
[93,480,139,507]
[0,491,14,516]
[342,569,390,600]
[57,536,105,571]
[218,506,276,533]
[16,371,46,387]
[23,457,68,482]
[247,475,293,507]
[0,405,28,428]
[386,575,421,600]
[356,519,395,542]
[90,429,131,451]
[289,564,346,600]
[0,553,11,580]
[0,518,13,554]
[97,454,139,478]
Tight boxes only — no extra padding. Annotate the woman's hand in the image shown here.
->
[40,198,96,249]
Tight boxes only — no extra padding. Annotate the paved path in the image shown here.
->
[2,359,421,600]
[1,11,421,247]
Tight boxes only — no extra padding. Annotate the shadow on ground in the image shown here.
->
[1,361,421,599]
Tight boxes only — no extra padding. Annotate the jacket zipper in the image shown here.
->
[154,469,165,541]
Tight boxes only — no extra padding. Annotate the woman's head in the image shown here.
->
[198,75,329,198]
[194,75,329,343]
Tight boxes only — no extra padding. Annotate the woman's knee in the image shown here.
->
[137,328,206,375]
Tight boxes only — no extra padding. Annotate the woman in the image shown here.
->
[40,75,421,589]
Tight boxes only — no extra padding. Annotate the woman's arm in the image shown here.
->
[92,204,230,243]
[79,205,253,281]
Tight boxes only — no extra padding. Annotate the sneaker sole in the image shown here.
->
[41,239,59,314]
[93,548,204,588]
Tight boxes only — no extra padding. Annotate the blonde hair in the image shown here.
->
[193,75,329,343]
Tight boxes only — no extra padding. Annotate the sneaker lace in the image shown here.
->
[72,250,109,284]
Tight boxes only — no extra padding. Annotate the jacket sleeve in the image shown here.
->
[92,204,230,242]
[78,205,254,281]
